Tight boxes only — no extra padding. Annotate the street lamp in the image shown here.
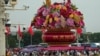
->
[85,32,92,43]
[4,0,9,4]
[0,0,29,55]
[4,0,17,7]
[10,0,17,7]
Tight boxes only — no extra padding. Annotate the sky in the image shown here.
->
[6,0,100,33]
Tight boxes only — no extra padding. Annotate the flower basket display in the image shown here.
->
[31,0,85,45]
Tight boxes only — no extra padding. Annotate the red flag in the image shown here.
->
[5,26,10,36]
[28,26,34,36]
[17,25,23,38]
[77,27,82,35]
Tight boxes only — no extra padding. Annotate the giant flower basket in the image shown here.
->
[31,0,85,45]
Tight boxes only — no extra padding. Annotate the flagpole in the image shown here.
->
[17,33,20,48]
[76,33,79,43]
[28,26,34,45]
[30,35,33,45]
[17,33,21,48]
[18,38,21,48]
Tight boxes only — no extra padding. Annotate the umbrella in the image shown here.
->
[86,47,99,51]
[20,48,34,53]
[25,45,38,48]
[20,47,43,53]
[70,46,84,50]
[45,46,70,51]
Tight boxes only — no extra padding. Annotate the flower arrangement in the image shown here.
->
[31,0,85,30]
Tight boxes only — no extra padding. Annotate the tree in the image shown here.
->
[91,33,100,42]
[23,31,42,46]
[7,34,17,48]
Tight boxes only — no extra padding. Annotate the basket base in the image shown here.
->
[42,29,76,45]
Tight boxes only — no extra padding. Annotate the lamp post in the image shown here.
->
[86,32,92,43]
[0,0,29,55]
[84,32,92,43]
[0,0,6,56]
[5,13,10,49]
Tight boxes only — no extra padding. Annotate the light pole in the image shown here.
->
[0,0,6,56]
[0,0,29,55]
[5,13,10,49]
[86,32,92,43]
[84,32,92,43]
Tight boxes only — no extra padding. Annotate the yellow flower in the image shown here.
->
[73,14,80,23]
[56,5,62,10]
[46,15,50,20]
[54,17,59,22]
[69,13,74,18]
[49,18,53,23]
[62,6,67,10]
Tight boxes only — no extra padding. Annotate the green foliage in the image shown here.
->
[79,32,100,43]
[71,4,78,10]
[7,34,17,48]
[7,31,100,48]
[91,33,100,42]
[79,34,87,43]
[22,31,42,46]
[32,31,42,44]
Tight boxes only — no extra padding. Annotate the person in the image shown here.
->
[29,53,32,56]
[24,52,28,56]
[85,50,89,56]
[13,53,17,56]
[58,51,62,56]
[7,51,11,56]
[77,51,81,56]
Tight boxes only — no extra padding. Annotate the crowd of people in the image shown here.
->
[6,48,100,56]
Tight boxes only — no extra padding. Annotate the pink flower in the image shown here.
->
[66,18,75,26]
[42,8,50,16]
